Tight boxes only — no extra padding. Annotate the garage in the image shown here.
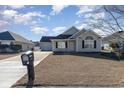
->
[40,36,56,51]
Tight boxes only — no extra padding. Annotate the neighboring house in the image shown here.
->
[40,26,102,52]
[103,31,124,50]
[0,31,34,52]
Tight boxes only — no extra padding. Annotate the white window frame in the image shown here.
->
[85,40,94,48]
[57,42,66,49]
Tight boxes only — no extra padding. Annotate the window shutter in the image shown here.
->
[65,41,68,48]
[56,42,58,48]
[94,40,96,48]
[82,40,84,48]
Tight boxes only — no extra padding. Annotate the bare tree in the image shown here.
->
[104,6,124,31]
[83,5,124,36]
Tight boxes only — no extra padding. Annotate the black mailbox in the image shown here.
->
[21,51,34,66]
[21,54,29,66]
[26,51,34,62]
[21,50,35,87]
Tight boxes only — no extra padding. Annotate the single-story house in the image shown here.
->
[0,31,34,52]
[40,26,102,52]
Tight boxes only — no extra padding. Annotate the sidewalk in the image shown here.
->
[0,51,51,88]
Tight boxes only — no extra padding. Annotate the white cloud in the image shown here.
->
[0,20,9,28]
[8,5,25,9]
[14,11,46,24]
[85,12,105,19]
[50,5,68,15]
[93,29,106,37]
[2,10,18,19]
[74,20,80,25]
[52,26,66,34]
[0,9,46,25]
[31,26,48,34]
[76,5,96,16]
[76,23,87,30]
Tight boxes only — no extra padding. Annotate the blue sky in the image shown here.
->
[0,5,119,41]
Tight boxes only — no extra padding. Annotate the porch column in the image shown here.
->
[51,41,56,51]
[76,38,78,52]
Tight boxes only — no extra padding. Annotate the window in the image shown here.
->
[57,42,66,48]
[85,40,94,48]
[85,36,94,40]
[85,36,94,48]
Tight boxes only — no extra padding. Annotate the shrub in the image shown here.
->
[0,44,9,49]
[10,45,22,52]
[0,44,22,53]
[110,43,119,49]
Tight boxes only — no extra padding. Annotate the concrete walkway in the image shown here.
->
[0,51,51,88]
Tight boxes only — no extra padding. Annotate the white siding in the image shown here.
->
[0,40,34,52]
[76,31,102,52]
[52,40,75,52]
[13,41,34,52]
[21,43,34,51]
[52,31,102,52]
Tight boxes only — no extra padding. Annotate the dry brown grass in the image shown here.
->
[0,53,19,60]
[13,52,124,87]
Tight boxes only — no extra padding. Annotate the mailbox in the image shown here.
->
[26,51,34,62]
[21,54,29,66]
[21,51,34,66]
[21,50,35,87]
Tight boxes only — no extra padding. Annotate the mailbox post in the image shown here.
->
[21,51,35,87]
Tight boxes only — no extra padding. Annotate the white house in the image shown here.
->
[0,31,34,52]
[40,26,102,52]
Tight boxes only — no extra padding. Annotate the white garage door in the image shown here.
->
[40,42,52,51]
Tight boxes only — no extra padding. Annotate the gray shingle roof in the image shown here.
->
[40,36,56,42]
[40,34,72,42]
[0,31,33,44]
[40,26,79,42]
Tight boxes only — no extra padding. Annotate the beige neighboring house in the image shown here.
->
[0,31,34,52]
[104,31,124,44]
[103,31,124,50]
[40,26,102,52]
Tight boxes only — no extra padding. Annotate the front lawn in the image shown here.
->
[0,53,19,60]
[12,52,124,87]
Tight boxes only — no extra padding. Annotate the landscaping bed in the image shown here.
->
[12,52,124,87]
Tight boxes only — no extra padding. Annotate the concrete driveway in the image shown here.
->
[0,51,51,88]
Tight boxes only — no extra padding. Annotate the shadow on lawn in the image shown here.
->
[53,52,119,61]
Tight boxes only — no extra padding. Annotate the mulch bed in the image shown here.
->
[12,52,124,88]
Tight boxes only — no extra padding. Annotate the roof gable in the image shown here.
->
[62,26,79,35]
[0,31,33,44]
[69,29,101,39]
[0,31,15,40]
